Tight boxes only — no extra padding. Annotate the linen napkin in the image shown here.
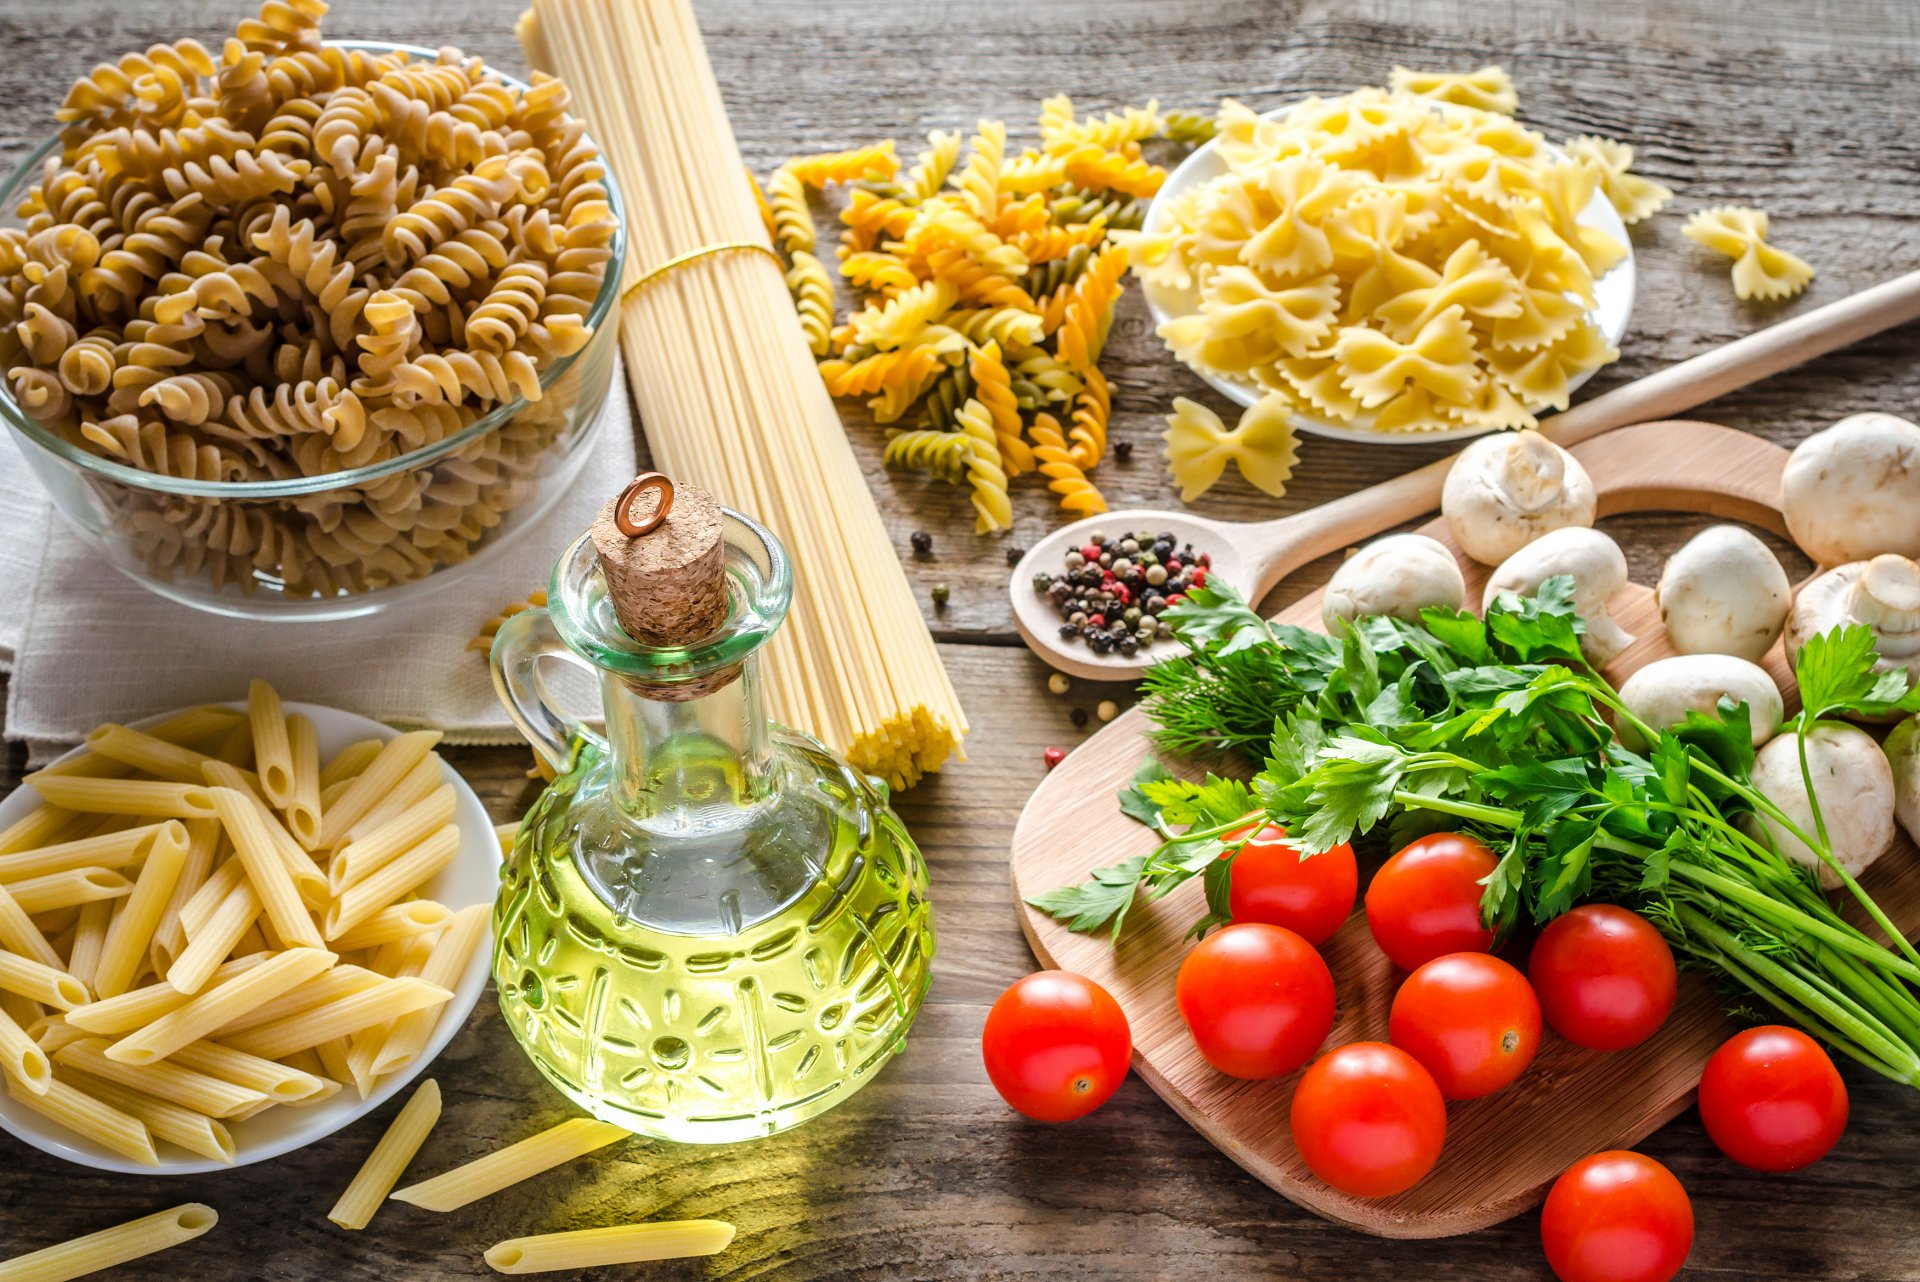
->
[3,358,638,762]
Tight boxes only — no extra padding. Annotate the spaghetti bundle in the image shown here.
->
[518,0,966,787]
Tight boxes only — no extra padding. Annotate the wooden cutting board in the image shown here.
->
[1009,419,1920,1239]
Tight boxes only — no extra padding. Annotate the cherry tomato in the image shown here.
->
[1388,952,1541,1100]
[1529,905,1677,1052]
[1224,824,1358,946]
[1364,833,1498,971]
[981,971,1131,1122]
[1540,1150,1693,1282]
[1698,1025,1848,1172]
[1176,922,1335,1079]
[1290,1041,1447,1198]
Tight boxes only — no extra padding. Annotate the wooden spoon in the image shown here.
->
[1011,269,1920,682]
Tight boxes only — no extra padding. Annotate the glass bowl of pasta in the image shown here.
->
[1130,86,1638,443]
[0,34,627,620]
[0,696,499,1174]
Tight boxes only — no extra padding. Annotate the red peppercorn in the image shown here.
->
[1168,594,1186,606]
[1113,584,1132,605]
[1088,613,1106,628]
[1102,569,1116,583]
[1166,559,1182,573]
[1198,553,1212,568]
[1043,746,1066,769]
[1191,569,1208,588]
[1080,544,1101,561]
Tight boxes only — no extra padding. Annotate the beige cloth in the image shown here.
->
[2,359,636,762]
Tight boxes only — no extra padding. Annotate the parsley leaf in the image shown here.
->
[1025,854,1148,938]
[1795,624,1920,721]
[1117,757,1175,828]
[1161,581,1272,656]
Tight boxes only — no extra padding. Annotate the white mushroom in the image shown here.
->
[1654,525,1791,661]
[1781,412,1920,566]
[1322,534,1466,631]
[1442,429,1598,566]
[1747,724,1895,889]
[1615,654,1784,750]
[1884,715,1920,848]
[1482,527,1636,664]
[1783,555,1920,699]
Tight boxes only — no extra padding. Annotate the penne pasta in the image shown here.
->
[0,882,60,968]
[324,826,459,941]
[29,1015,86,1057]
[482,1220,736,1273]
[206,788,322,949]
[317,731,442,849]
[64,954,267,1036]
[177,857,245,939]
[62,902,111,988]
[311,1037,354,1088]
[0,824,166,883]
[211,964,385,1036]
[328,787,455,896]
[318,739,383,791]
[212,717,254,768]
[390,1117,631,1212]
[327,1078,442,1230]
[109,948,336,1065]
[221,976,451,1061]
[6,868,132,916]
[62,1069,236,1165]
[84,725,217,785]
[344,754,445,844]
[248,680,296,809]
[168,1041,325,1102]
[0,998,51,1094]
[199,765,326,909]
[0,1203,215,1282]
[92,823,190,998]
[0,952,89,1011]
[144,705,246,747]
[149,819,220,976]
[165,879,259,995]
[369,904,489,1079]
[26,778,218,820]
[4,1072,156,1166]
[24,752,129,783]
[53,1039,267,1118]
[0,807,88,856]
[285,714,322,850]
[327,900,453,953]
[494,822,519,858]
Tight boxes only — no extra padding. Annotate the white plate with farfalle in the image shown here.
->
[1133,91,1638,444]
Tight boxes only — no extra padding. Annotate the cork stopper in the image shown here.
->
[590,473,728,647]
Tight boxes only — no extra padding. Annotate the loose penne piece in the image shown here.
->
[326,901,453,953]
[52,1039,267,1118]
[325,826,459,940]
[4,1072,156,1165]
[26,778,218,820]
[221,977,451,1061]
[248,681,296,809]
[390,1117,631,1212]
[109,948,336,1065]
[285,714,322,849]
[0,1202,215,1281]
[328,1078,442,1230]
[206,788,322,949]
[92,824,190,998]
[63,955,269,1036]
[317,731,442,849]
[483,1220,736,1273]
[0,952,89,1011]
[62,1069,236,1165]
[6,869,132,916]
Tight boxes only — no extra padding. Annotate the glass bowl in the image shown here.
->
[0,42,627,621]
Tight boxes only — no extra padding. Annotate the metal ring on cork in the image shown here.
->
[614,472,676,537]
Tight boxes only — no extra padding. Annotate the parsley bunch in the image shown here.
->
[1030,578,1920,1087]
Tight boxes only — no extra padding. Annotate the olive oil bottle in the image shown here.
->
[489,485,934,1142]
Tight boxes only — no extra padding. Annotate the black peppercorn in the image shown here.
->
[1070,707,1089,727]
[1114,440,1133,462]
[909,531,932,555]
[1005,546,1026,566]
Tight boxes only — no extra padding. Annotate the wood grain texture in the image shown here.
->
[0,0,1916,1277]
[1010,420,1920,1238]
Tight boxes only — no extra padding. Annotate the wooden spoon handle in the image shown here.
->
[1242,269,1920,595]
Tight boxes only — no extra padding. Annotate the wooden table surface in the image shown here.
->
[2,0,1919,1277]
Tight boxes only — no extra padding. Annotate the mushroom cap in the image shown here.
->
[1322,533,1466,630]
[1747,724,1895,889]
[1781,411,1920,566]
[1442,429,1598,566]
[1654,525,1791,662]
[1615,653,1783,750]
[1482,526,1636,663]
[1784,556,1920,712]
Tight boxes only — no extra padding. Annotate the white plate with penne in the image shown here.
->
[0,685,499,1174]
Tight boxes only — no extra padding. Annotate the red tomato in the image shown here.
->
[981,971,1131,1122]
[1225,824,1358,946]
[1388,952,1541,1100]
[1529,906,1677,1052]
[1364,833,1498,971]
[1698,1025,1848,1172]
[1176,922,1335,1079]
[1290,1041,1447,1198]
[1540,1150,1693,1282]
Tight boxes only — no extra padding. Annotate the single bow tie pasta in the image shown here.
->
[1163,395,1300,501]
[1683,205,1816,301]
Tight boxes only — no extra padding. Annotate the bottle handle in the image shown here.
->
[489,607,606,775]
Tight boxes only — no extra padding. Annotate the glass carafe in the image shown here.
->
[488,508,935,1143]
